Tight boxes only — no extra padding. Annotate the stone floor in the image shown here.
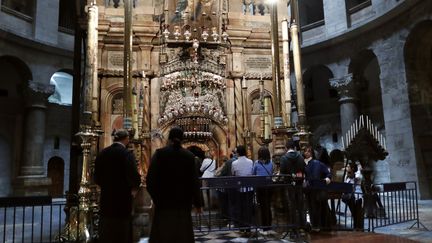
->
[139,200,432,243]
[372,199,432,242]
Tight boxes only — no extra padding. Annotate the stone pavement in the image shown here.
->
[139,200,432,243]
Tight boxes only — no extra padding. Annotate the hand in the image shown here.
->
[324,177,331,185]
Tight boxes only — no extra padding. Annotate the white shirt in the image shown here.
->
[304,157,312,165]
[200,158,216,178]
[345,170,363,193]
[231,156,253,176]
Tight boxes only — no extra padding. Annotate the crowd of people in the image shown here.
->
[189,137,357,237]
[94,126,368,243]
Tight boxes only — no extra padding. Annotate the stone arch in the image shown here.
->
[0,55,32,82]
[0,56,32,195]
[348,49,384,127]
[48,70,73,105]
[404,20,432,199]
[159,121,228,165]
[47,156,65,198]
[303,65,339,146]
[247,87,275,156]
[101,83,124,147]
[211,122,228,159]
[303,65,335,102]
[0,55,32,99]
[348,49,387,184]
[48,69,73,105]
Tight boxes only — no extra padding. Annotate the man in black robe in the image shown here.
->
[147,127,203,243]
[95,129,142,243]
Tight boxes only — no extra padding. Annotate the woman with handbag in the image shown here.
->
[200,151,216,209]
[343,161,363,229]
[252,146,274,234]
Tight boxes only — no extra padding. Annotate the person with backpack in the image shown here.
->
[279,140,305,237]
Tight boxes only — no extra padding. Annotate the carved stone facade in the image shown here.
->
[85,1,432,199]
[1,0,430,199]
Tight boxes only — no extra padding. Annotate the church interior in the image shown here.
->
[0,0,432,241]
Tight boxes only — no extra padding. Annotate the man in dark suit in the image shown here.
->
[147,127,203,243]
[94,129,142,243]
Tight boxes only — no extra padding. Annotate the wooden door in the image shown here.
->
[48,157,64,198]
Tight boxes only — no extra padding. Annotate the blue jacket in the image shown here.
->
[305,159,331,182]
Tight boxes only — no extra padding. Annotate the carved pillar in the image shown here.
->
[123,0,133,130]
[141,75,151,175]
[330,73,358,136]
[281,18,292,128]
[269,0,282,126]
[234,77,244,145]
[230,41,246,147]
[14,82,55,196]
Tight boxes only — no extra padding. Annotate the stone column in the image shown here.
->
[123,0,133,130]
[281,19,292,128]
[14,82,55,196]
[330,73,358,136]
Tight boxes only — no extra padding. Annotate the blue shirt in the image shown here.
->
[253,160,273,176]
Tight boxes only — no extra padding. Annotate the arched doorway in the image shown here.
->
[48,71,73,105]
[348,49,388,184]
[303,65,339,148]
[0,56,32,196]
[404,20,432,199]
[47,157,65,197]
[348,49,384,126]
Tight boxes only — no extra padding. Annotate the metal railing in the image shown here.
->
[194,177,424,236]
[0,180,424,242]
[367,181,422,232]
[0,196,67,243]
[194,176,358,236]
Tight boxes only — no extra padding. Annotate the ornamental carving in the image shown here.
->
[25,82,55,108]
[158,46,228,127]
[329,73,357,100]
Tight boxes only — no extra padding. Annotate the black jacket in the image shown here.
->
[146,144,203,210]
[94,143,141,218]
[279,151,305,176]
